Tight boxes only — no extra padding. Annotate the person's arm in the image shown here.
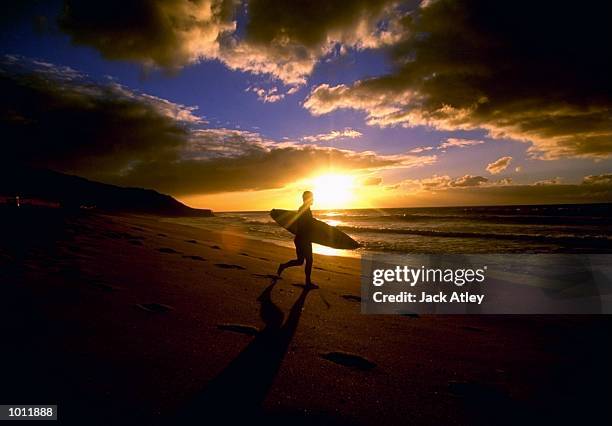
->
[295,206,311,237]
[302,208,313,235]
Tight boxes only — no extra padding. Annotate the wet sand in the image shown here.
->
[1,209,610,425]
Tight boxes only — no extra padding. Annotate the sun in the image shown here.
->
[310,173,355,209]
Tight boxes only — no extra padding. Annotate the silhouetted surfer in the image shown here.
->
[277,191,317,288]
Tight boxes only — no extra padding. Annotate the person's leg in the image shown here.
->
[277,257,304,276]
[305,255,313,285]
[277,242,305,276]
[304,243,315,287]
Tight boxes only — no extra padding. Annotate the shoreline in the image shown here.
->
[160,216,365,259]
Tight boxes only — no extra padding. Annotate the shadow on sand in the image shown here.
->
[175,278,346,424]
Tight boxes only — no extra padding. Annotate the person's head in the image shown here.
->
[302,190,313,206]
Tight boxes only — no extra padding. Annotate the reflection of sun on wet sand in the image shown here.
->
[312,244,354,257]
[1,210,611,425]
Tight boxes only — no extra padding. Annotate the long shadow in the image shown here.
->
[175,278,312,424]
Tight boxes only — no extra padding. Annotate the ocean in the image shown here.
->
[165,203,612,257]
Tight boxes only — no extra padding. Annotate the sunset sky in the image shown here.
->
[1,0,610,211]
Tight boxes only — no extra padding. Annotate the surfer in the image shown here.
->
[277,191,317,288]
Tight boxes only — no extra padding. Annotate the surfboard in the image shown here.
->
[270,209,360,250]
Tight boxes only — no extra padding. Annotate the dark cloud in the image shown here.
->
[422,182,612,206]
[418,174,487,189]
[245,0,397,48]
[305,0,612,159]
[0,56,432,195]
[0,0,46,31]
[0,55,194,174]
[583,174,612,185]
[395,173,612,205]
[55,0,404,85]
[59,0,237,70]
[533,177,562,186]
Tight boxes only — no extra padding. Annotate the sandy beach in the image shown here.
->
[1,209,610,425]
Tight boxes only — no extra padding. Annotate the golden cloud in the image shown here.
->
[486,156,512,175]
[301,128,363,143]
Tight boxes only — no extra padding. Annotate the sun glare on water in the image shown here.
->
[310,174,355,209]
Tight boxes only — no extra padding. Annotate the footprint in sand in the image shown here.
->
[209,245,221,250]
[158,247,181,254]
[157,233,167,237]
[462,326,485,332]
[109,231,143,240]
[252,273,281,280]
[341,294,361,302]
[258,257,269,261]
[214,263,246,270]
[321,351,377,371]
[240,252,250,256]
[185,239,198,244]
[136,303,174,313]
[183,255,206,261]
[217,323,259,336]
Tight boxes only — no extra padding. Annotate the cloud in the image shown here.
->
[246,86,284,103]
[360,176,382,186]
[56,0,405,86]
[225,0,406,85]
[418,174,488,189]
[533,177,562,186]
[388,173,612,205]
[486,156,512,175]
[106,129,434,195]
[59,0,237,71]
[0,56,435,195]
[451,175,489,187]
[408,146,434,154]
[304,0,612,159]
[583,173,612,185]
[439,138,484,149]
[0,55,198,173]
[301,128,362,143]
[418,175,451,190]
[303,81,408,119]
